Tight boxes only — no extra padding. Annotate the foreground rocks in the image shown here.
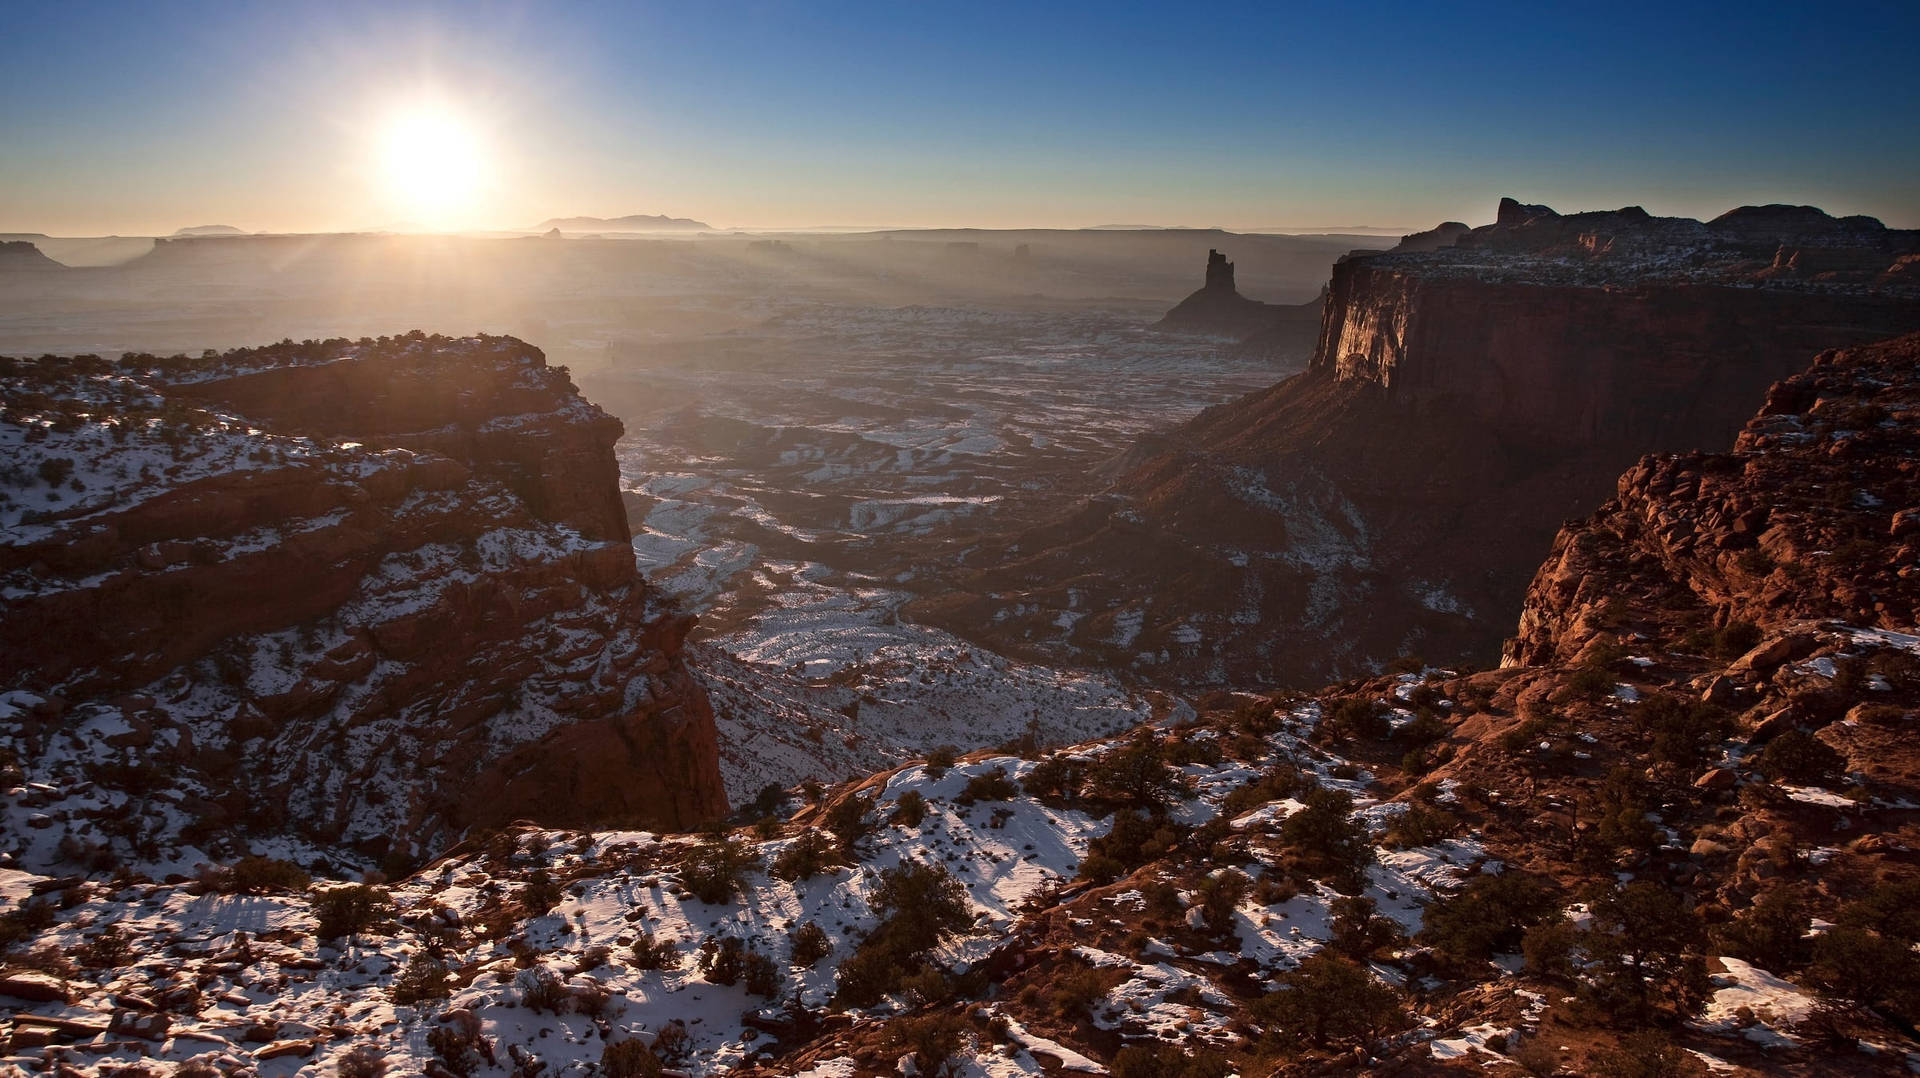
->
[0,334,727,871]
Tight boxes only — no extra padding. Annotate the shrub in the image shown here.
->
[1088,729,1191,809]
[743,949,781,998]
[1278,786,1374,891]
[313,884,392,941]
[1578,882,1710,1024]
[1754,728,1845,784]
[1589,1031,1708,1077]
[1809,925,1920,1015]
[698,936,748,986]
[224,856,311,894]
[1420,872,1560,968]
[75,926,133,968]
[1110,1044,1233,1078]
[338,1045,388,1078]
[1714,887,1811,971]
[1253,953,1404,1049]
[426,1023,487,1077]
[956,766,1019,805]
[1325,698,1389,742]
[599,1040,664,1078]
[1022,754,1086,803]
[791,921,831,968]
[679,831,763,905]
[881,1012,970,1078]
[1636,696,1731,774]
[834,861,974,1008]
[516,966,568,1013]
[1220,763,1309,818]
[1566,663,1616,700]
[390,952,455,1005]
[1329,895,1404,959]
[890,789,928,828]
[770,830,845,881]
[823,794,875,845]
[1196,869,1250,934]
[924,746,959,778]
[1079,811,1186,883]
[1383,800,1458,848]
[630,930,682,970]
[518,869,564,914]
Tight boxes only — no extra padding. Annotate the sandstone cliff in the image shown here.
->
[915,200,1920,689]
[0,334,726,872]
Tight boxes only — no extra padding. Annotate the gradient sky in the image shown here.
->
[5,0,1918,234]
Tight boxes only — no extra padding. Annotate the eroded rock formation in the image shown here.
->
[918,200,1920,689]
[0,334,726,871]
[1157,248,1324,361]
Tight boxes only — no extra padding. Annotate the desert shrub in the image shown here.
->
[1220,763,1309,817]
[1566,663,1616,700]
[1196,869,1251,934]
[1161,731,1224,768]
[1420,872,1560,968]
[1578,882,1710,1025]
[223,855,311,894]
[823,793,875,845]
[743,949,781,997]
[1383,800,1458,848]
[1252,953,1405,1049]
[1324,697,1389,742]
[313,884,392,941]
[1079,811,1186,883]
[882,1012,970,1078]
[1109,1044,1233,1078]
[518,869,564,914]
[1714,887,1811,971]
[1523,917,1578,980]
[697,936,747,986]
[1046,957,1110,1018]
[791,921,831,968]
[834,860,974,1008]
[679,831,764,905]
[890,789,928,827]
[1808,885,1920,1018]
[1588,1031,1709,1077]
[1021,754,1087,803]
[770,830,845,881]
[1088,729,1192,809]
[0,899,55,951]
[1754,728,1845,784]
[599,1040,664,1078]
[630,930,682,970]
[338,1045,388,1078]
[75,926,132,968]
[390,952,454,1005]
[1278,786,1374,891]
[924,746,959,778]
[1399,708,1450,746]
[1636,696,1731,773]
[956,766,1019,805]
[1329,895,1404,959]
[1584,767,1661,860]
[1680,620,1762,659]
[426,1023,487,1077]
[516,966,568,1013]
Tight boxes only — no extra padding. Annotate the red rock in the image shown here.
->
[1694,769,1737,792]
[0,970,72,1003]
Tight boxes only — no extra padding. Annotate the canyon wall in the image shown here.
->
[0,334,726,872]
[916,201,1920,689]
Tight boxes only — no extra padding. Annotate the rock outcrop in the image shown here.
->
[916,200,1920,689]
[1156,249,1324,362]
[0,334,727,871]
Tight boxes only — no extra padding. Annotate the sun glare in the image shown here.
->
[375,98,487,228]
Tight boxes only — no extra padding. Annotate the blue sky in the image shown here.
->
[4,0,1917,232]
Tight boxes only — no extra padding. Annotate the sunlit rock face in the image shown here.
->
[0,333,726,871]
[919,201,1920,689]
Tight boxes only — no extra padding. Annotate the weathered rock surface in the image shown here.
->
[1156,248,1324,361]
[0,334,727,870]
[920,200,1920,689]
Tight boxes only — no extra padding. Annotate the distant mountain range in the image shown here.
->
[172,224,248,236]
[534,214,713,232]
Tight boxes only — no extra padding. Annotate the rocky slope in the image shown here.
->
[0,335,727,874]
[915,199,1920,689]
[4,334,1918,1075]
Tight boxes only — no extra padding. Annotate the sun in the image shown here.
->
[374,98,488,228]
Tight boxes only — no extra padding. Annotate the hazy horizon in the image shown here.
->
[6,1,1919,236]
